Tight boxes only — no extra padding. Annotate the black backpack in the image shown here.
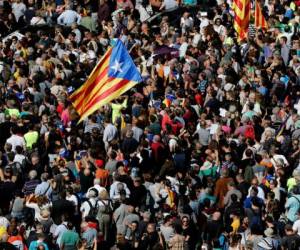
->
[86,200,98,218]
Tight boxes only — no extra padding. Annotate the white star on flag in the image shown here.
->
[111,60,123,74]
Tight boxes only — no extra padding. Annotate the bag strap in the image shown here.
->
[43,183,51,196]
[262,238,273,248]
[87,200,95,210]
[292,195,300,206]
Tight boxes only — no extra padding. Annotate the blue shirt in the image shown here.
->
[284,9,293,19]
[29,241,49,250]
[243,196,264,209]
[285,195,300,222]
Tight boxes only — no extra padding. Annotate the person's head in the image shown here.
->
[285,224,294,235]
[164,215,173,226]
[67,221,73,230]
[35,223,43,233]
[31,153,40,165]
[99,189,109,200]
[80,221,88,231]
[15,145,23,155]
[36,233,45,242]
[4,143,12,153]
[174,224,182,235]
[29,170,38,180]
[181,216,189,226]
[131,221,139,231]
[126,130,133,138]
[146,223,155,234]
[88,188,98,199]
[269,179,277,189]
[127,204,135,214]
[7,152,15,162]
[36,195,49,207]
[133,177,141,187]
[280,36,287,45]
[142,211,151,222]
[41,173,48,182]
[212,211,221,221]
[221,168,229,178]
[227,181,236,190]
[66,186,73,196]
[251,177,259,187]
[250,187,258,197]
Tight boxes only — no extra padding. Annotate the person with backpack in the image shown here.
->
[257,228,280,250]
[285,185,300,224]
[282,224,300,249]
[96,190,112,243]
[80,188,99,219]
[5,151,24,186]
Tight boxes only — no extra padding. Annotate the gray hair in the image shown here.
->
[29,170,38,179]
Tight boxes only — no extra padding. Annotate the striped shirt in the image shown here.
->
[23,179,40,196]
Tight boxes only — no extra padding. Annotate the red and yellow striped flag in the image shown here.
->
[233,0,250,41]
[255,0,268,29]
[69,39,142,122]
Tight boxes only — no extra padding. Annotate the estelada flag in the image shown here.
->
[233,0,251,41]
[255,0,268,29]
[69,39,142,122]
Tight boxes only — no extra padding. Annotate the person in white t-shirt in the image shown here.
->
[293,210,300,236]
[6,126,25,152]
[160,0,178,11]
[12,0,26,22]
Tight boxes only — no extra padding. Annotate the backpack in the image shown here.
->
[98,200,112,215]
[259,238,277,250]
[86,200,99,218]
[96,168,109,187]
[244,125,255,140]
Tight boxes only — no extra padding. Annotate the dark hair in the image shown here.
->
[174,224,182,234]
[7,152,15,162]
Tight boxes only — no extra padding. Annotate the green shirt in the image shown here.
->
[149,122,161,135]
[5,108,20,118]
[24,131,39,149]
[199,166,218,179]
[60,230,79,249]
[111,98,127,124]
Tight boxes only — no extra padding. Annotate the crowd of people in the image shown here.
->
[0,0,300,249]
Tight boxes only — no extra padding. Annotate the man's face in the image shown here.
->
[31,156,39,165]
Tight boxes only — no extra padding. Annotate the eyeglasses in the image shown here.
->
[182,220,189,223]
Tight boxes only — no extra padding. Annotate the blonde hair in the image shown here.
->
[99,190,109,200]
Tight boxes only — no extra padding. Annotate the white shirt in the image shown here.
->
[136,4,152,22]
[103,123,118,149]
[80,198,97,218]
[30,16,46,25]
[66,194,78,207]
[72,28,81,44]
[247,186,265,200]
[199,17,209,31]
[6,134,26,152]
[54,222,68,246]
[12,2,26,22]
[57,10,81,26]
[14,154,25,164]
[148,183,162,208]
[109,181,130,200]
[163,0,178,10]
[293,219,300,236]
[179,42,188,58]
[0,216,9,228]
[87,184,106,197]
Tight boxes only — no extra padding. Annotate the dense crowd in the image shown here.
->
[0,0,300,249]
